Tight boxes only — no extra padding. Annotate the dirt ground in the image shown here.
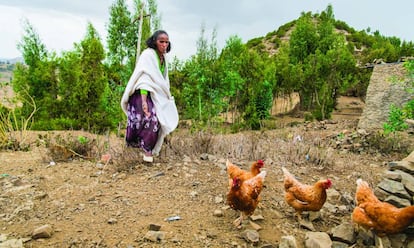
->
[0,97,412,247]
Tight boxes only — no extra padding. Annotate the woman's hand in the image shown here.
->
[141,94,151,117]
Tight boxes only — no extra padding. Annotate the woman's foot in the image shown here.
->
[143,151,153,163]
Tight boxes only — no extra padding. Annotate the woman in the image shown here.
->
[121,30,178,162]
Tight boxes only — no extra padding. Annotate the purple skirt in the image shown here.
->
[125,90,160,153]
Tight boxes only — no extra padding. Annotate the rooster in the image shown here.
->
[352,178,414,236]
[226,159,264,189]
[281,166,332,220]
[226,170,267,227]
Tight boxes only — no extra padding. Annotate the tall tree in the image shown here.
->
[289,12,318,64]
[182,24,221,122]
[286,6,356,120]
[57,23,108,130]
[13,20,59,123]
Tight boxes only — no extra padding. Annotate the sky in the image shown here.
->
[0,0,413,61]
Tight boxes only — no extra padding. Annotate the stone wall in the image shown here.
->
[358,63,412,130]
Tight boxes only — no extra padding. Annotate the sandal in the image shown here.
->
[143,152,153,163]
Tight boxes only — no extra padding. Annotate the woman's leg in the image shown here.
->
[126,91,160,161]
[140,96,160,155]
[126,92,144,147]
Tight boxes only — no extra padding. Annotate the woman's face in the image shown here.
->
[156,33,169,54]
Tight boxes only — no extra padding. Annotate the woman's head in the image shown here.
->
[146,30,171,54]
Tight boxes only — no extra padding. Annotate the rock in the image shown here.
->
[308,211,321,222]
[250,214,264,221]
[279,235,297,248]
[384,194,412,208]
[323,202,338,213]
[374,187,392,201]
[384,170,402,181]
[214,195,223,204]
[393,169,414,195]
[0,238,24,248]
[144,231,165,242]
[331,241,349,248]
[402,151,414,164]
[304,232,332,248]
[356,227,375,246]
[375,235,392,248]
[377,179,411,200]
[32,224,53,239]
[326,189,341,202]
[389,160,414,175]
[330,222,356,244]
[107,218,117,224]
[249,220,262,231]
[199,153,209,160]
[241,229,259,244]
[149,223,161,231]
[213,209,223,217]
[299,219,315,231]
[389,233,409,248]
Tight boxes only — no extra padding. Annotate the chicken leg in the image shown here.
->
[233,213,245,228]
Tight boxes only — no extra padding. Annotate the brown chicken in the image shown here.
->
[226,170,267,227]
[352,178,414,236]
[226,159,264,188]
[282,166,332,220]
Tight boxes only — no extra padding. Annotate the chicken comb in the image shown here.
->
[257,159,264,165]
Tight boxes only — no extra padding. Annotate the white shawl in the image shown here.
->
[121,48,179,155]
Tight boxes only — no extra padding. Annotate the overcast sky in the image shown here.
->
[1,0,413,61]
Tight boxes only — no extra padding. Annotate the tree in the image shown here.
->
[13,20,59,124]
[217,35,246,124]
[106,0,160,83]
[60,23,107,130]
[286,6,356,120]
[182,24,221,122]
[289,12,318,64]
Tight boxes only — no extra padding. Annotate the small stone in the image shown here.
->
[279,235,297,248]
[107,218,117,224]
[299,219,315,231]
[32,224,53,239]
[149,223,161,231]
[242,229,259,244]
[249,221,262,231]
[213,210,223,217]
[250,214,264,221]
[214,196,223,204]
[144,231,165,242]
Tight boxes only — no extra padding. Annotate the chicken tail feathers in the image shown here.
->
[356,178,370,190]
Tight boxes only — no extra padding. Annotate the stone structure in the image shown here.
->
[358,63,412,130]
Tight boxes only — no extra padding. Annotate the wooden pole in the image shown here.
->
[136,2,145,64]
[134,1,150,64]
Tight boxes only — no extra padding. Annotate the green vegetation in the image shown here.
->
[383,60,414,134]
[3,2,414,140]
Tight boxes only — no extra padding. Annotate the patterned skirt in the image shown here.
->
[125,90,160,153]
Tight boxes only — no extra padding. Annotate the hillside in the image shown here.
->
[245,13,414,66]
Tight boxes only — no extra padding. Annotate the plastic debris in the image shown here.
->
[165,216,181,222]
